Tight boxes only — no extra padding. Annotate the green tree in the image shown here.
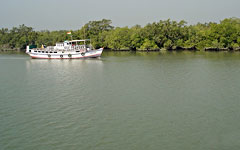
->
[140,39,159,50]
[77,19,114,48]
[105,27,131,50]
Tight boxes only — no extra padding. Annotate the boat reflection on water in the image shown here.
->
[25,57,104,76]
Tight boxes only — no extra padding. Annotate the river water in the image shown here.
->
[1,51,240,150]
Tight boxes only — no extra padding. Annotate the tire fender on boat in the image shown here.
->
[60,55,63,58]
[81,53,85,56]
[68,54,72,58]
[48,54,51,58]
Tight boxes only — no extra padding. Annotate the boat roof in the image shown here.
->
[69,39,90,42]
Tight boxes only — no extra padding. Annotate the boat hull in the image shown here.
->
[27,48,103,59]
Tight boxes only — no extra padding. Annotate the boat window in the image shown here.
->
[42,51,44,53]
[34,51,37,52]
[29,50,31,52]
[38,51,41,52]
[76,51,80,52]
[54,52,57,53]
[50,52,53,53]
[46,51,48,53]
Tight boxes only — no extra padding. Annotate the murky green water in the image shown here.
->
[1,51,240,150]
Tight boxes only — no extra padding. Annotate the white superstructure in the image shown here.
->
[26,39,103,59]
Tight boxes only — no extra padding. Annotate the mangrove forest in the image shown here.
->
[0,18,240,51]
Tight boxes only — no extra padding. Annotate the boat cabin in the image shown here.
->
[54,39,91,50]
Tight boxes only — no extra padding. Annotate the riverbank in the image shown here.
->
[1,47,240,53]
[109,47,240,52]
[0,46,21,52]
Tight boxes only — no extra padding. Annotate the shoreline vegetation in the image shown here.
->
[0,18,239,52]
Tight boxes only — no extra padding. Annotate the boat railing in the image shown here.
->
[30,45,90,52]
[47,46,55,51]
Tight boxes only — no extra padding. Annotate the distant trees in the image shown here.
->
[75,19,114,48]
[35,30,68,47]
[0,18,239,51]
[0,24,38,50]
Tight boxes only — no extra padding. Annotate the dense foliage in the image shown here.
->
[0,18,239,51]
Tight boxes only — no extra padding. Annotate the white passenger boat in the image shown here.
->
[26,39,103,59]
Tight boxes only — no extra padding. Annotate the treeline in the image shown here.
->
[0,18,240,51]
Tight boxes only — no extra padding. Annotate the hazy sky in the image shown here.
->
[0,0,239,30]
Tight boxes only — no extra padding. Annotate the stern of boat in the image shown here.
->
[26,46,30,53]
